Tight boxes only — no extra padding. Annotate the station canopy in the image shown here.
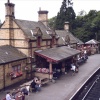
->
[85,39,100,44]
[34,46,80,63]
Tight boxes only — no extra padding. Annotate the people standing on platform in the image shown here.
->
[21,86,29,96]
[16,91,25,100]
[25,85,30,95]
[71,56,79,72]
[20,85,30,100]
[30,77,41,93]
[6,91,15,100]
[34,77,41,92]
[71,63,76,76]
[30,79,37,92]
[20,92,25,100]
[11,89,16,99]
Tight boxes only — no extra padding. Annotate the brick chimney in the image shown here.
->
[5,0,15,46]
[5,0,15,19]
[64,22,69,31]
[38,8,48,27]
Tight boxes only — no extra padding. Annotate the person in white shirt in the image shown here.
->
[6,91,15,100]
[84,50,87,54]
[71,63,76,75]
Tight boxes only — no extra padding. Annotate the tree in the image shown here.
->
[48,16,56,29]
[54,0,76,30]
[73,10,100,42]
[78,10,87,16]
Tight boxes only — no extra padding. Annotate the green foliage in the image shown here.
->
[48,16,56,29]
[48,1,100,42]
[54,0,76,30]
[73,10,100,42]
[78,10,86,16]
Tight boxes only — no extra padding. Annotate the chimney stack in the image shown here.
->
[5,0,15,19]
[64,22,69,31]
[38,8,48,27]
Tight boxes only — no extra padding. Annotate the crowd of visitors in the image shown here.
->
[5,77,41,100]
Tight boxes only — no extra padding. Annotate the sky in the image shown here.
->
[0,0,100,22]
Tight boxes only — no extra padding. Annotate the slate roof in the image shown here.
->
[85,39,100,44]
[15,19,56,40]
[76,37,84,45]
[55,30,79,45]
[0,45,27,64]
[35,46,80,63]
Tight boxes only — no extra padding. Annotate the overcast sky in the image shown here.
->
[0,0,100,22]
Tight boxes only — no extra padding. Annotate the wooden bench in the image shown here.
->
[34,72,50,85]
[40,77,49,85]
[29,87,36,92]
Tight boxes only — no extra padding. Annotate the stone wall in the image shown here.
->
[0,59,27,90]
[0,65,4,90]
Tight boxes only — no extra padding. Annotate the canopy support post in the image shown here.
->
[49,62,53,80]
[62,61,65,74]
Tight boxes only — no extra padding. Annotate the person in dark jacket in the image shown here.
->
[30,79,37,92]
[22,88,28,95]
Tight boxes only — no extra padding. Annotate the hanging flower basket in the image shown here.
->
[18,71,23,75]
[11,71,23,80]
[6,72,14,77]
[9,72,14,76]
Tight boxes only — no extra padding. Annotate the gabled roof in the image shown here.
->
[0,45,27,64]
[55,30,79,45]
[15,19,55,40]
[34,46,80,63]
[85,39,100,44]
[76,37,84,45]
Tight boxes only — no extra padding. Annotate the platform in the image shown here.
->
[0,54,100,100]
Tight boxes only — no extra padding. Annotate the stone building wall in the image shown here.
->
[0,59,27,90]
[0,65,4,90]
